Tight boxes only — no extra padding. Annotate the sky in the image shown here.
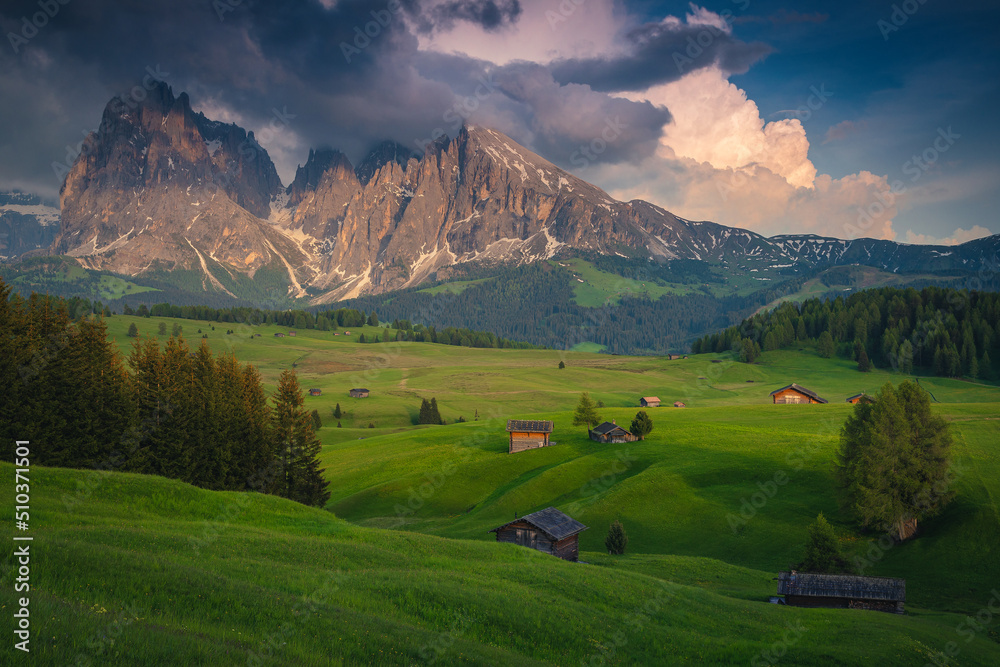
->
[1,0,997,244]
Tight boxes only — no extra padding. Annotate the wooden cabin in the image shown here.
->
[490,507,587,561]
[667,354,683,360]
[589,420,636,444]
[777,571,905,613]
[349,388,370,398]
[288,331,297,337]
[640,396,661,408]
[673,401,686,408]
[846,393,874,405]
[506,420,553,453]
[770,383,828,404]
[274,332,285,338]
[309,388,322,397]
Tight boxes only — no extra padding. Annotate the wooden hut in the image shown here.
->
[770,384,828,404]
[667,354,683,360]
[777,571,905,613]
[349,388,370,398]
[288,331,297,337]
[490,507,587,561]
[588,420,636,444]
[673,401,686,408]
[640,396,661,408]
[309,388,322,397]
[506,420,553,453]
[274,332,285,338]
[846,393,874,405]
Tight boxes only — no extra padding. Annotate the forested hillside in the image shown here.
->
[694,286,1000,379]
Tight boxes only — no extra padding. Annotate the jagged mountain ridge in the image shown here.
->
[51,85,999,303]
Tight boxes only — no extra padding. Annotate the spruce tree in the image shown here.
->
[158,322,167,336]
[429,397,443,425]
[605,519,628,555]
[333,403,342,419]
[270,370,330,507]
[127,323,139,338]
[572,392,601,427]
[629,411,653,441]
[311,409,322,429]
[798,513,853,574]
[817,331,835,358]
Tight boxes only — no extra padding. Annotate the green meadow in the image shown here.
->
[8,313,1000,664]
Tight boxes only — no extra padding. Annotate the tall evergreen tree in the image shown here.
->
[572,392,601,427]
[797,513,854,574]
[817,331,835,358]
[605,519,628,555]
[629,411,653,441]
[270,370,330,507]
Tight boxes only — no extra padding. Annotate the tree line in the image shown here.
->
[692,286,1000,379]
[0,278,329,507]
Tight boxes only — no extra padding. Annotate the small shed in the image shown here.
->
[770,383,828,404]
[673,401,686,408]
[506,419,554,453]
[640,396,661,408]
[667,354,683,360]
[274,332,285,338]
[288,331,297,337]
[589,420,636,444]
[490,507,587,561]
[777,571,905,613]
[349,388,370,398]
[846,393,874,405]
[309,388,322,397]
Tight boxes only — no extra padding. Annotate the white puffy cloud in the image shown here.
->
[904,226,993,245]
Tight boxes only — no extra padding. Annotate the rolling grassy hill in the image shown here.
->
[15,313,1000,664]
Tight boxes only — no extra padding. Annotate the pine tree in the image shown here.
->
[127,323,139,338]
[270,370,330,507]
[629,411,653,441]
[857,346,872,372]
[836,380,952,541]
[605,519,628,555]
[171,323,182,338]
[798,513,854,574]
[418,398,432,424]
[429,397,443,425]
[558,360,565,369]
[158,322,167,336]
[311,409,322,430]
[333,403,342,419]
[817,331,835,358]
[572,392,601,427]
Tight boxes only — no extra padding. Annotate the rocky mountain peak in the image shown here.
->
[355,140,413,186]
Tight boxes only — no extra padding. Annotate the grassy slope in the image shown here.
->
[24,314,1000,664]
[5,463,1000,666]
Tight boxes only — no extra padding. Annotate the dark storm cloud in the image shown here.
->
[492,63,671,167]
[427,0,521,32]
[550,17,772,92]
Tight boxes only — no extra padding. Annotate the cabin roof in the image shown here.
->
[846,393,871,402]
[590,421,627,436]
[506,419,553,433]
[490,507,588,540]
[350,388,369,392]
[777,571,905,601]
[770,383,828,404]
[641,396,660,402]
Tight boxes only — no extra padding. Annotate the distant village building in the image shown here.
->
[506,420,554,453]
[288,331,297,336]
[640,396,661,408]
[588,420,636,444]
[309,388,322,397]
[349,388,370,398]
[667,354,683,360]
[490,507,587,561]
[770,384,828,404]
[777,572,905,613]
[673,401,686,408]
[274,333,285,338]
[846,393,874,405]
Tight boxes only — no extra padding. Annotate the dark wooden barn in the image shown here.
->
[349,388,370,398]
[490,507,587,561]
[588,420,636,444]
[274,332,285,338]
[640,396,661,408]
[309,388,322,397]
[846,393,874,405]
[506,420,554,453]
[770,383,828,404]
[777,571,905,613]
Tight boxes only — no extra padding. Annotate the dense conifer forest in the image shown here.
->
[693,286,1000,379]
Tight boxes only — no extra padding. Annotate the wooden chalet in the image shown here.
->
[274,332,285,338]
[309,388,322,397]
[506,420,554,453]
[667,354,683,360]
[349,388,370,398]
[288,331,297,336]
[673,401,686,408]
[589,420,636,444]
[777,571,905,613]
[770,383,828,404]
[846,393,874,405]
[640,396,661,408]
[490,507,587,561]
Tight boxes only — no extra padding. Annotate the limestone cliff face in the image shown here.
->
[52,82,301,286]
